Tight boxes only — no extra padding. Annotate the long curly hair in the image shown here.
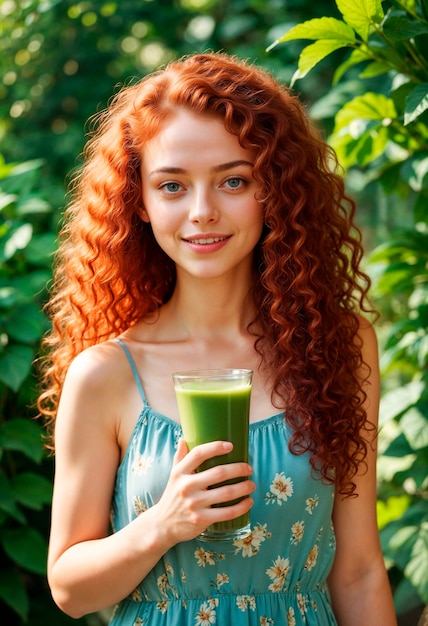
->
[38,52,376,496]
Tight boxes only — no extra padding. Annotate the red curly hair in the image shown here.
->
[38,52,375,497]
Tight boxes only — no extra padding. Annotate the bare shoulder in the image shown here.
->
[357,312,379,366]
[355,313,377,339]
[57,340,132,440]
[65,339,125,388]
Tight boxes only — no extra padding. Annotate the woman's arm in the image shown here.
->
[327,320,397,625]
[47,346,255,618]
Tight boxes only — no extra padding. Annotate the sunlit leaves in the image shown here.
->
[404,84,428,125]
[336,0,384,40]
[330,93,397,167]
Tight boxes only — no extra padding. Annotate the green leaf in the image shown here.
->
[401,153,428,191]
[0,223,33,262]
[393,576,425,614]
[0,419,44,463]
[383,15,428,41]
[274,17,356,43]
[377,494,411,530]
[0,472,26,523]
[335,92,397,127]
[0,193,17,211]
[384,524,418,568]
[379,380,424,424]
[331,121,391,167]
[336,0,384,40]
[24,231,57,265]
[333,48,371,83]
[382,432,414,457]
[4,301,46,343]
[369,230,428,260]
[414,190,428,224]
[292,39,352,83]
[10,472,52,510]
[400,407,428,450]
[331,94,397,166]
[405,523,428,601]
[404,83,428,125]
[1,527,47,574]
[16,196,52,216]
[0,568,29,621]
[0,344,34,391]
[359,60,390,78]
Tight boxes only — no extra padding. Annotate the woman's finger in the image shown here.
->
[176,440,234,473]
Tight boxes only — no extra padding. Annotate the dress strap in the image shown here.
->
[115,338,147,404]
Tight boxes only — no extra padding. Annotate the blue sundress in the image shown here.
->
[110,340,338,625]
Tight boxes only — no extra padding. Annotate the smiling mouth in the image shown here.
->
[186,237,228,244]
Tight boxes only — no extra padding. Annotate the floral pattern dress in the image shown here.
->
[110,340,338,625]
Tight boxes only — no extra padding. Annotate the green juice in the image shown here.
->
[175,378,251,535]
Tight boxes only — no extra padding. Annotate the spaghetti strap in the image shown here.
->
[115,338,147,404]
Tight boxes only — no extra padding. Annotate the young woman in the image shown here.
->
[39,52,397,625]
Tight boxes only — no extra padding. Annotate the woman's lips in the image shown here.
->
[184,235,231,252]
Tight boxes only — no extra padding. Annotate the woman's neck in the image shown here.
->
[164,274,256,340]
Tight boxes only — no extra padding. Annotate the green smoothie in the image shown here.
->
[174,373,252,536]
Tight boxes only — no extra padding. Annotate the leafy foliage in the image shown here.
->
[2,0,427,621]
[0,1,345,623]
[269,0,428,615]
[0,158,53,620]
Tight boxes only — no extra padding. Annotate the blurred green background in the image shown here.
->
[0,0,427,624]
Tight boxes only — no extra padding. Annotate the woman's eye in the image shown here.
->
[161,182,182,194]
[225,177,245,189]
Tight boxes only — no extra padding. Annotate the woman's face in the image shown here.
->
[140,108,264,282]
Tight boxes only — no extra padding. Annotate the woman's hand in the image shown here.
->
[153,439,255,545]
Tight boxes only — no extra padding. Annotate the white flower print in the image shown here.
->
[304,544,319,571]
[266,556,291,592]
[194,547,224,567]
[156,565,178,599]
[195,599,218,625]
[233,523,271,557]
[133,619,144,626]
[131,587,142,602]
[133,495,148,516]
[236,595,256,612]
[290,521,305,545]
[260,617,274,625]
[210,573,229,591]
[265,472,294,505]
[180,568,187,583]
[305,494,319,514]
[132,453,154,475]
[297,593,309,621]
[156,600,168,613]
[157,573,169,597]
[329,521,336,549]
[287,607,296,626]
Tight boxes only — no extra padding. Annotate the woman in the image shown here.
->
[39,52,397,625]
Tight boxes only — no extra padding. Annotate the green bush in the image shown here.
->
[0,157,94,624]
[269,0,428,615]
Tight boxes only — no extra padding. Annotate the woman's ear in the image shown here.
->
[139,206,151,223]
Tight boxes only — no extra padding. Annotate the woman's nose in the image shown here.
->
[188,187,219,223]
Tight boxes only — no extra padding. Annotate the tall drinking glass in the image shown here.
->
[172,369,253,542]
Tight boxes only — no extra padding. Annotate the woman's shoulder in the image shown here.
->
[64,339,132,397]
[354,313,378,352]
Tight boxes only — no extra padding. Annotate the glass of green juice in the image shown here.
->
[172,368,253,542]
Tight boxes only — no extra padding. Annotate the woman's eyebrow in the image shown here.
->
[211,160,254,172]
[148,160,254,177]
